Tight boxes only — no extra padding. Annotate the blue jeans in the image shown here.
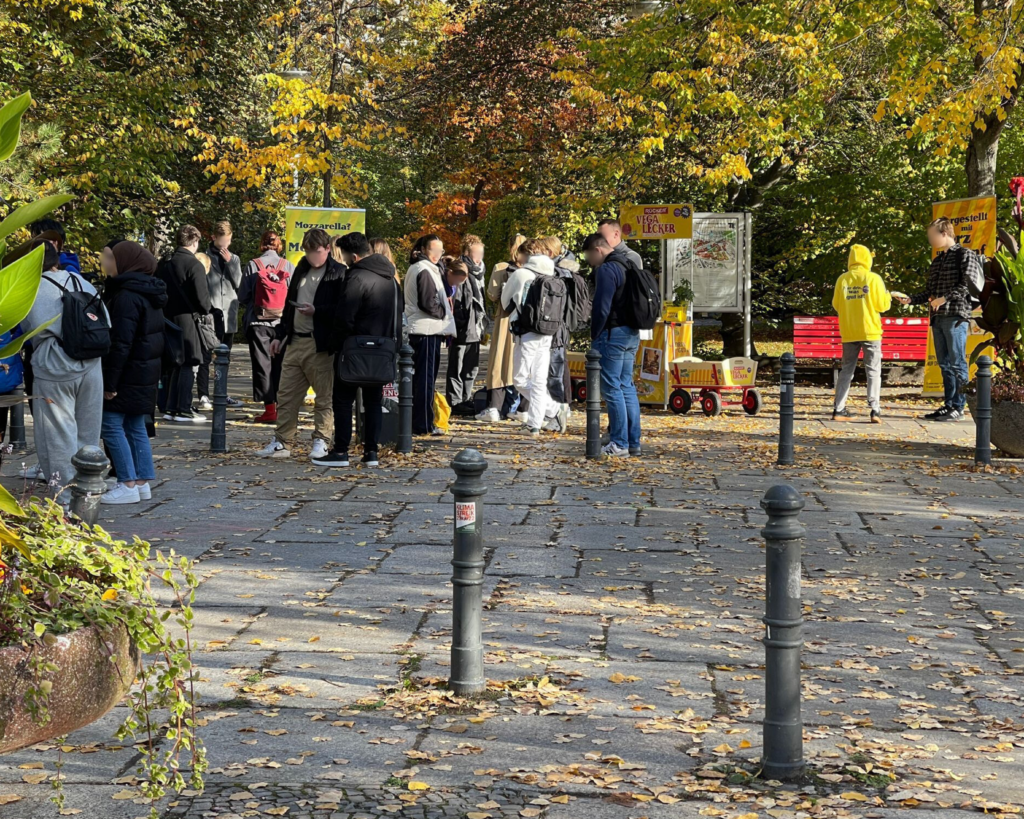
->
[101,411,155,483]
[932,316,968,411]
[595,326,641,449]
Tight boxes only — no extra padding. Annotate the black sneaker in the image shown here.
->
[935,408,963,423]
[924,406,951,420]
[312,451,350,467]
[361,452,379,468]
[629,446,642,457]
[870,410,882,424]
[832,408,852,421]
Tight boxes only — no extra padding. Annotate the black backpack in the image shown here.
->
[560,268,592,332]
[514,276,568,336]
[44,274,111,360]
[620,260,661,331]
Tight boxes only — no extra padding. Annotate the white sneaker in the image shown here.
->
[602,442,630,458]
[161,413,175,422]
[197,396,213,411]
[137,483,152,500]
[310,438,329,460]
[475,408,501,423]
[101,483,141,505]
[18,464,45,482]
[512,411,529,423]
[556,403,570,433]
[542,416,560,432]
[256,439,290,458]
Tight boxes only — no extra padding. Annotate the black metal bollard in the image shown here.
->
[69,445,110,525]
[449,448,488,696]
[9,386,26,451]
[778,352,795,466]
[586,346,602,459]
[210,344,230,453]
[397,343,414,455]
[760,484,806,780]
[975,355,992,466]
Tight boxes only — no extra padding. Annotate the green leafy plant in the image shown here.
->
[0,501,205,815]
[972,180,1024,402]
[672,278,695,307]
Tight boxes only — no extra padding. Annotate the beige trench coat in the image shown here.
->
[485,262,516,390]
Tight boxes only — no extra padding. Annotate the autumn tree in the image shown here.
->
[875,0,1024,197]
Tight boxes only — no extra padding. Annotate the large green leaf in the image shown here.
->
[0,92,31,163]
[0,315,57,359]
[0,244,45,336]
[0,484,24,518]
[0,194,74,244]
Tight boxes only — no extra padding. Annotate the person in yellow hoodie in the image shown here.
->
[831,244,892,423]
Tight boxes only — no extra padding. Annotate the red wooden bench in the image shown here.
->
[793,316,930,383]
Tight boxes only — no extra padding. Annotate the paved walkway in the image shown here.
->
[1,373,1022,819]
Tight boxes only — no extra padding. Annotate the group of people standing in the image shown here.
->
[2,214,658,510]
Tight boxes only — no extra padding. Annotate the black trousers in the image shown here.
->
[547,345,567,404]
[446,341,480,406]
[333,378,383,455]
[409,334,442,434]
[165,364,195,415]
[247,324,282,404]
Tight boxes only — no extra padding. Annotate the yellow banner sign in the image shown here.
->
[932,195,996,258]
[922,196,996,396]
[284,206,366,266]
[619,204,693,240]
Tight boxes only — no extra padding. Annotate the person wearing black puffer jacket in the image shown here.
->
[313,232,403,468]
[99,242,167,505]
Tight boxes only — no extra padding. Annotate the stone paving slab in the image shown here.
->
[5,382,1024,819]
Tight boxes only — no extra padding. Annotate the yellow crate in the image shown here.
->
[661,303,689,323]
[669,357,757,388]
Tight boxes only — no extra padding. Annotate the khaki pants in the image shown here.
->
[275,336,335,446]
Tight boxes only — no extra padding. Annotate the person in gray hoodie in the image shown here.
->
[22,240,106,503]
[197,219,243,408]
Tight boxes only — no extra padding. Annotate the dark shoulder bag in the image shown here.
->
[335,281,400,385]
[166,265,219,352]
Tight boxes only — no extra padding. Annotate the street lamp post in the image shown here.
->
[274,68,311,202]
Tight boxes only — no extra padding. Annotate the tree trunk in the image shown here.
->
[965,117,1002,198]
[322,169,332,208]
[720,313,758,359]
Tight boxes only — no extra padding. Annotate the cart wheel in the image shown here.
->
[701,391,723,417]
[742,388,763,416]
[669,389,692,415]
[573,381,587,404]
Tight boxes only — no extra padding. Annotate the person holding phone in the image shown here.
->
[255,228,346,460]
[894,218,982,423]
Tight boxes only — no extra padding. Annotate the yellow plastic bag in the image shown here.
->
[433,392,451,432]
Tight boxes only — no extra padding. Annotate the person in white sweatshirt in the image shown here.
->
[501,238,557,435]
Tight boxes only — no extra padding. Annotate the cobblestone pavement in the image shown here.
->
[1,372,1022,819]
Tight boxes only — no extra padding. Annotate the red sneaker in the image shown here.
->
[254,403,277,424]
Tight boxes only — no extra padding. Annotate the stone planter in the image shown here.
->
[968,395,1024,458]
[0,625,137,754]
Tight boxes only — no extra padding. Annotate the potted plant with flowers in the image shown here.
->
[0,91,205,814]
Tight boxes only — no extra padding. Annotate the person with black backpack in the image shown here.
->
[895,217,984,423]
[501,238,567,435]
[583,232,658,458]
[22,239,109,504]
[540,236,589,433]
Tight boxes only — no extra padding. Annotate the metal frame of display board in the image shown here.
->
[665,212,753,357]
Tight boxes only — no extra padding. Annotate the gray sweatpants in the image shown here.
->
[33,365,104,498]
[834,340,882,413]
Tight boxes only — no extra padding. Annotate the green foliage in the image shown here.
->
[975,246,1024,392]
[1,501,205,813]
[0,92,31,162]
